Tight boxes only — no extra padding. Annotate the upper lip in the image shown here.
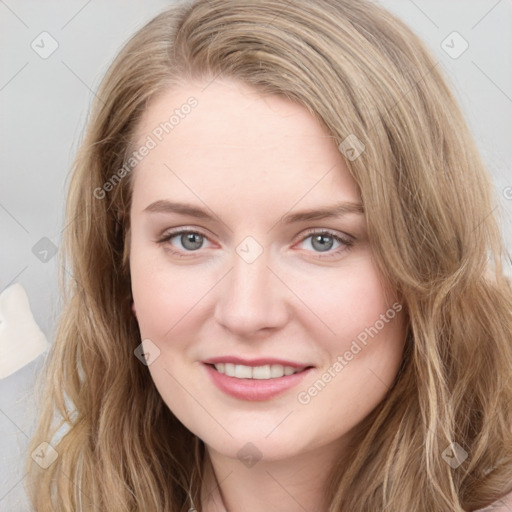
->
[203,356,313,369]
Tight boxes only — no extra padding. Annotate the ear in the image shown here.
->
[131,301,137,319]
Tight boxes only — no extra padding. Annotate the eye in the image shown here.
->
[156,228,212,255]
[296,229,354,259]
[156,227,355,260]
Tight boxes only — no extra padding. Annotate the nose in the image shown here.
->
[214,251,290,337]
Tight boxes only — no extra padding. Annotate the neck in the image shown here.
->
[198,439,349,512]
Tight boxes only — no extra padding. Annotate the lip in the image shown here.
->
[203,356,311,369]
[203,363,314,401]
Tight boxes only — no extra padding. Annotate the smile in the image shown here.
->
[204,363,314,401]
[212,362,305,379]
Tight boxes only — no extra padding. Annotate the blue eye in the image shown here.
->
[297,230,354,259]
[305,233,339,252]
[157,230,210,254]
[174,232,205,251]
[156,228,354,260]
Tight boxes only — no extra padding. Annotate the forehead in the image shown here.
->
[135,78,337,160]
[130,79,360,207]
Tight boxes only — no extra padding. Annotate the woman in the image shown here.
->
[25,0,512,510]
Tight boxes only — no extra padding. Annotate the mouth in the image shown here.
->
[203,362,315,401]
[206,362,313,380]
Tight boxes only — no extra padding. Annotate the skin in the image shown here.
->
[129,78,407,512]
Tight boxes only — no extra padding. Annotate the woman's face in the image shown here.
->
[129,78,406,463]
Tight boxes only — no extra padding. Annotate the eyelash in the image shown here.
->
[155,227,355,260]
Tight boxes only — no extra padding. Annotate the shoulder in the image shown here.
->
[473,489,512,511]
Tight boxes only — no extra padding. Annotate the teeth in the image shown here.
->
[213,363,303,379]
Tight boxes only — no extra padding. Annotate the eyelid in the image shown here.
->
[156,226,214,245]
[292,228,355,259]
[292,227,354,244]
[157,226,355,258]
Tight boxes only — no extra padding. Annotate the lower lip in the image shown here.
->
[203,364,314,401]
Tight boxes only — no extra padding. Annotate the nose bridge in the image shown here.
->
[214,244,287,334]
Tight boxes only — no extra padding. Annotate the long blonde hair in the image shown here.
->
[26,0,512,510]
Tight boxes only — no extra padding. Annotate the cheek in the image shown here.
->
[295,299,405,444]
[294,260,406,401]
[130,245,210,341]
[342,283,404,375]
[293,257,401,346]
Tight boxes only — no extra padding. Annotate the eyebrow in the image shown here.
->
[143,199,364,224]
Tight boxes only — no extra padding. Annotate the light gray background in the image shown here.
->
[1,0,511,509]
